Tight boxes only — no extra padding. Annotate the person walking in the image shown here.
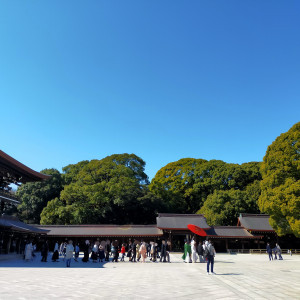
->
[65,240,74,267]
[266,243,273,261]
[205,240,216,275]
[182,240,191,263]
[191,237,198,263]
[52,241,59,262]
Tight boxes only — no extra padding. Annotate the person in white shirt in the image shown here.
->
[65,240,74,267]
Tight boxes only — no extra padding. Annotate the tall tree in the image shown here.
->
[149,158,207,213]
[40,154,154,225]
[17,169,63,224]
[199,181,261,226]
[258,122,300,237]
[150,158,262,214]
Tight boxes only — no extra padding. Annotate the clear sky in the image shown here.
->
[0,1,299,180]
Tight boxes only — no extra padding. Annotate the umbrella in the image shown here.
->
[187,224,207,237]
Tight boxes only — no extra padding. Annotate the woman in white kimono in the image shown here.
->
[25,241,33,261]
[191,238,198,263]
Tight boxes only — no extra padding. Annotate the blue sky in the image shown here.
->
[1,1,299,180]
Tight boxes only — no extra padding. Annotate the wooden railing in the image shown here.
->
[227,249,300,254]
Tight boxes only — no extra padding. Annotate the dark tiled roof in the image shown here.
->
[35,225,163,237]
[206,226,259,239]
[157,213,210,229]
[238,214,274,232]
[0,150,50,183]
[0,215,48,234]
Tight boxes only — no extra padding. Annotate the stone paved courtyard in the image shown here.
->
[0,253,299,299]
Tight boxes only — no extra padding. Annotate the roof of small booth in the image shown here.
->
[0,215,48,234]
[237,214,274,232]
[206,226,260,239]
[35,224,163,237]
[157,213,210,230]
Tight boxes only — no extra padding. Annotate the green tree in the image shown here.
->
[199,186,260,226]
[149,158,207,213]
[258,122,300,237]
[40,154,154,225]
[17,169,63,224]
[150,158,262,214]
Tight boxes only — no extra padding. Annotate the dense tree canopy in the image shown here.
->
[199,180,261,226]
[17,169,63,224]
[40,154,161,225]
[258,122,300,237]
[150,158,262,214]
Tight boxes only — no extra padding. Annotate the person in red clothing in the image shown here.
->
[120,243,126,261]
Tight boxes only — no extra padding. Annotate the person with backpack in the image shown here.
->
[204,240,216,274]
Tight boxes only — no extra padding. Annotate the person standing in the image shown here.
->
[276,243,283,260]
[136,242,141,262]
[74,243,80,262]
[41,241,49,262]
[65,240,74,267]
[99,244,105,262]
[191,237,198,263]
[91,242,98,263]
[82,240,90,262]
[140,242,147,263]
[127,241,132,261]
[182,240,191,263]
[131,241,137,262]
[52,241,59,262]
[160,240,167,262]
[105,240,110,261]
[166,241,171,263]
[112,240,119,262]
[25,241,33,261]
[266,243,273,261]
[205,240,216,274]
[120,244,126,262]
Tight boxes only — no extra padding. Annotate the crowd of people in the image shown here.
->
[182,237,216,275]
[23,239,172,267]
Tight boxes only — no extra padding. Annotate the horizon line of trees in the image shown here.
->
[5,122,299,238]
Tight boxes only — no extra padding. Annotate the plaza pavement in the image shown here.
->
[0,252,299,299]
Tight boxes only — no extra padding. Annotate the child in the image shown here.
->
[98,245,105,262]
[121,244,126,261]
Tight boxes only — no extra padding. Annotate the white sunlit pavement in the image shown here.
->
[0,252,299,299]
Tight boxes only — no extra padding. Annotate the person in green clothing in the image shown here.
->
[182,240,192,263]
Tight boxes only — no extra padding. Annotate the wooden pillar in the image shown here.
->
[257,239,260,249]
[225,239,229,251]
[242,240,245,250]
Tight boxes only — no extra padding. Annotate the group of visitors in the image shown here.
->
[182,237,216,275]
[266,243,283,261]
[24,239,171,267]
